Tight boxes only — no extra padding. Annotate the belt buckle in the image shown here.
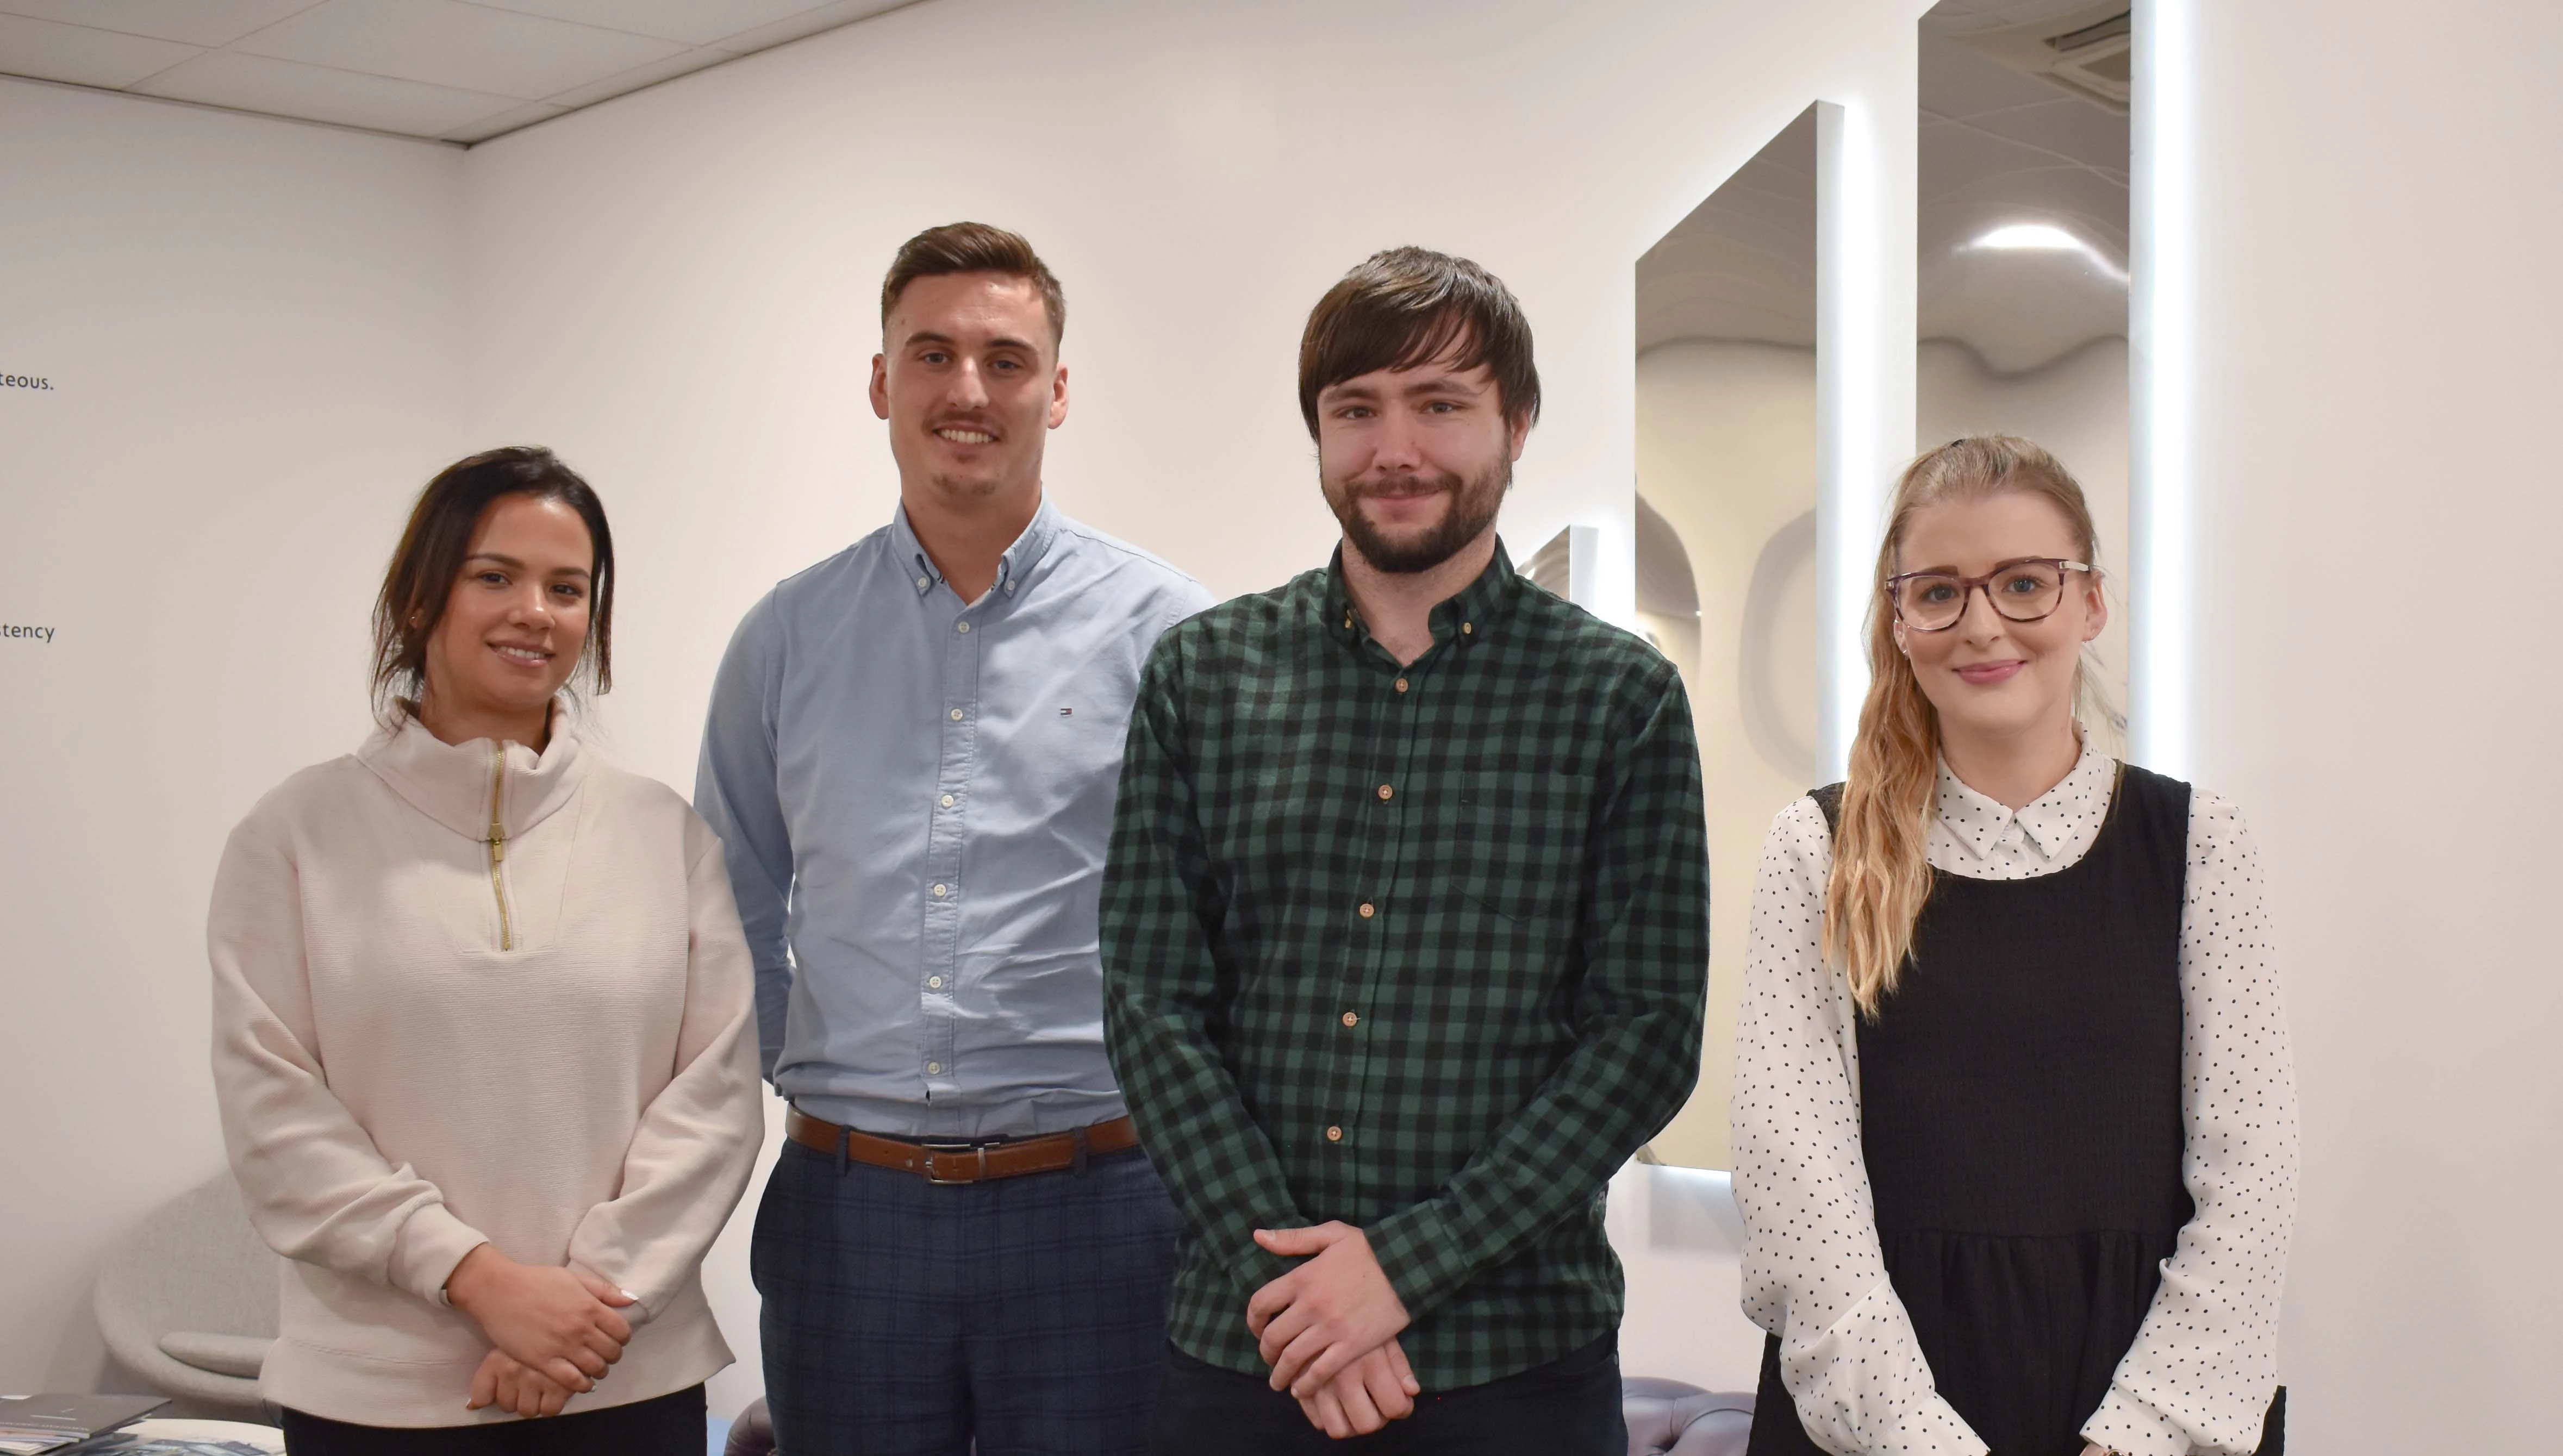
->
[921,1142,988,1185]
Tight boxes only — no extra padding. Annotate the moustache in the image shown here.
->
[1343,472,1462,501]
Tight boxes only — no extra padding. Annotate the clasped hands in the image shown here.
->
[443,1243,638,1419]
[1247,1222,1420,1439]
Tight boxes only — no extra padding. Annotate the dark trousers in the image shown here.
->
[279,1384,704,1455]
[753,1136,1180,1455]
[1149,1334,1625,1456]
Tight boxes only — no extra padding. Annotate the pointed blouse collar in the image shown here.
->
[357,705,588,842]
[1934,735,2115,863]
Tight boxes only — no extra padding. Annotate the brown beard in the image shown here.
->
[1324,457,1511,574]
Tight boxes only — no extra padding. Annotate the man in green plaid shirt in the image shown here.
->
[1101,247,1709,1453]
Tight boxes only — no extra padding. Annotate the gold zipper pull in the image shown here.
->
[488,741,514,950]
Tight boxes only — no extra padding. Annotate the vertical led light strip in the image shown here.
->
[1815,98,1874,779]
[2129,0,2192,774]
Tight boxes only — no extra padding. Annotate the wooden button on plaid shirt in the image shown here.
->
[1101,541,1710,1390]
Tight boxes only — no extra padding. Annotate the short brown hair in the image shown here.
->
[880,221,1065,347]
[370,446,614,729]
[1298,246,1541,439]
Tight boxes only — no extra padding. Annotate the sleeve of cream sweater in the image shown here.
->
[564,827,765,1322]
[209,800,492,1306]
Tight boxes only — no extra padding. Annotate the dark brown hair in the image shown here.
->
[1298,246,1541,439]
[369,446,615,729]
[880,221,1066,347]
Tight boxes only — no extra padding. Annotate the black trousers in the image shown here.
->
[1149,1334,1624,1456]
[279,1384,704,1456]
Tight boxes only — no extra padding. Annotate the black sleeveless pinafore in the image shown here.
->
[1746,765,2281,1456]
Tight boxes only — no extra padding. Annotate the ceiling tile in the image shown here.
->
[1921,0,2118,34]
[0,0,319,48]
[709,0,910,55]
[0,13,199,88]
[1919,117,2076,199]
[1959,98,2127,170]
[135,48,516,136]
[539,43,726,109]
[467,0,827,47]
[234,0,685,101]
[1922,166,2130,255]
[442,97,565,142]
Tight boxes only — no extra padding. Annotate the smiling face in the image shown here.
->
[419,492,594,738]
[1314,352,1529,574]
[1891,489,2105,751]
[870,270,1067,511]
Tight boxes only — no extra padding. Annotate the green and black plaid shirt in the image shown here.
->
[1101,541,1708,1390]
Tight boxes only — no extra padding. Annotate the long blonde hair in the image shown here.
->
[1824,435,2111,1017]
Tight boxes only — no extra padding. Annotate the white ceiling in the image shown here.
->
[1917,0,2117,34]
[1918,21,2129,371]
[1635,106,1818,354]
[0,0,916,145]
[1637,4,2131,374]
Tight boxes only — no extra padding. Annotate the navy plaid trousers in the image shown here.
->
[752,1135,1180,1455]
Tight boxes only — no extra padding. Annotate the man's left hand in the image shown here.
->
[1248,1222,1412,1397]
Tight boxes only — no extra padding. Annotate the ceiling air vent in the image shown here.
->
[1942,3,2133,114]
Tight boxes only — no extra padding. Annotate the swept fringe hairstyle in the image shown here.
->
[1824,435,2115,1017]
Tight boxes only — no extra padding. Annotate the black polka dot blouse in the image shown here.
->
[1730,741,2300,1455]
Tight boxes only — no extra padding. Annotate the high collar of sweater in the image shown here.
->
[357,707,589,843]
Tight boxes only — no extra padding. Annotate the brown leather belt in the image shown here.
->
[786,1106,1140,1184]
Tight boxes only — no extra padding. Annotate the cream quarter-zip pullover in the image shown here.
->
[209,714,763,1426]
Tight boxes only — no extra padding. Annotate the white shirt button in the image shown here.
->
[940,793,956,808]
[1004,583,1017,596]
[926,1061,942,1075]
[916,576,929,590]
[928,976,943,989]
[956,621,970,633]
[950,708,964,721]
[932,884,949,898]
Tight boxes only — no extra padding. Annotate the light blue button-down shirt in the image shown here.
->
[696,499,1212,1138]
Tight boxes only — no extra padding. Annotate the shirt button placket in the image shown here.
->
[928,600,982,1088]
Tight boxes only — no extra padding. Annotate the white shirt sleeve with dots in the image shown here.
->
[1730,745,2300,1456]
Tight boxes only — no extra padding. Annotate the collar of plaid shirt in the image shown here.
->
[1102,535,1710,1391]
[1321,537,1520,658]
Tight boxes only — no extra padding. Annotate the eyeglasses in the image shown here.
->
[1884,557,2095,632]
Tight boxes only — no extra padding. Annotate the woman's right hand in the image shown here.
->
[442,1244,634,1390]
[468,1348,576,1419]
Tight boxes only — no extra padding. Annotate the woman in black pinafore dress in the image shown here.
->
[1730,438,2299,1456]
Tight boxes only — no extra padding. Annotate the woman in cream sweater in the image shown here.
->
[209,447,764,1453]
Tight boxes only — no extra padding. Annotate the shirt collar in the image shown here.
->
[889,495,1063,604]
[1934,734,2116,861]
[1322,536,1521,655]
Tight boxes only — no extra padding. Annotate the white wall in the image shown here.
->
[0,0,1929,1414]
[27,2,2559,1439]
[456,0,1929,1407]
[2180,3,2563,1449]
[0,79,467,1393]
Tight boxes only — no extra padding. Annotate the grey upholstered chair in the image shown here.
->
[724,1398,775,1456]
[1623,1377,1754,1456]
[93,1170,280,1415]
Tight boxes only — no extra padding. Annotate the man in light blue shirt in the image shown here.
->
[696,222,1211,1456]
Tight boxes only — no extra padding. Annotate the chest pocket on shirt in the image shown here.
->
[1455,768,1593,923]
